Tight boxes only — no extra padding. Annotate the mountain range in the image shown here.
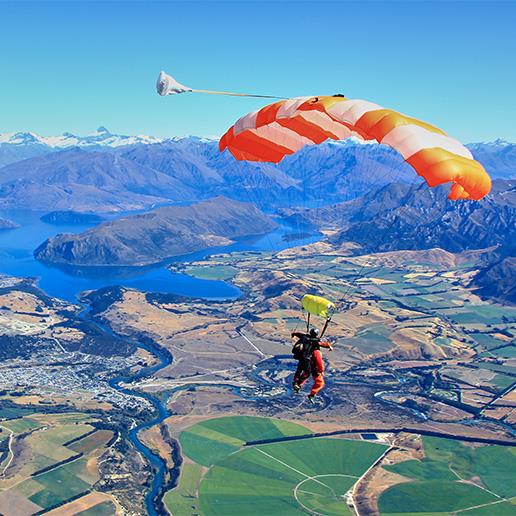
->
[34,197,277,266]
[333,179,514,252]
[0,148,195,212]
[1,129,514,212]
[283,179,515,252]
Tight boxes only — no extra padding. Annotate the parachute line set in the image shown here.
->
[157,70,492,201]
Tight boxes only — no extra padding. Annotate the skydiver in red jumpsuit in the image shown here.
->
[291,328,333,403]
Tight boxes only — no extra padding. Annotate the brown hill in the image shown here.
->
[35,197,277,267]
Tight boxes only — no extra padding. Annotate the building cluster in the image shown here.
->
[0,349,152,411]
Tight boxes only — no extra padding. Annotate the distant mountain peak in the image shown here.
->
[0,131,43,145]
[468,138,514,148]
[95,126,110,134]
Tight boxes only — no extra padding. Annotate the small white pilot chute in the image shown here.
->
[156,71,193,96]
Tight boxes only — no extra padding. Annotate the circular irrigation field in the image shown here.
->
[294,474,358,515]
[171,416,388,515]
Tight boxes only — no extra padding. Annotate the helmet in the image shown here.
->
[309,328,319,338]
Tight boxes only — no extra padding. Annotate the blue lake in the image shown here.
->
[0,210,319,302]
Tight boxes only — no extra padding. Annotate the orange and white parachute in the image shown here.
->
[219,95,491,201]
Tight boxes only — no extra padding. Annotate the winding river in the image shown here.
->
[107,338,172,516]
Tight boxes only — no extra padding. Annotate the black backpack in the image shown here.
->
[292,335,316,360]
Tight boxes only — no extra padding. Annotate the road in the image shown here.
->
[0,424,14,476]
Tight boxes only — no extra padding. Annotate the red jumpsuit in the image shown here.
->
[292,333,331,397]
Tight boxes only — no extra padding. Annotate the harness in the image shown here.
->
[292,335,319,361]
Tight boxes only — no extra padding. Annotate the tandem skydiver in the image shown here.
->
[291,328,333,403]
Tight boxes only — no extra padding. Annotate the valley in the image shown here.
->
[1,235,515,514]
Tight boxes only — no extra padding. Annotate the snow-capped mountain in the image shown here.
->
[0,129,219,167]
[467,139,516,180]
[468,138,513,149]
[0,127,165,149]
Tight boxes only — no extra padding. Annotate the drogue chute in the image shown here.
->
[156,71,283,99]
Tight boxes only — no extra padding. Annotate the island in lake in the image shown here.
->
[34,196,278,267]
[40,210,105,225]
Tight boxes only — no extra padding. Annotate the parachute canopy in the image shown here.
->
[219,96,491,201]
[302,294,335,319]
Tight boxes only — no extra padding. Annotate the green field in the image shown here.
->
[380,437,516,515]
[0,406,35,419]
[442,304,515,325]
[164,462,203,515]
[179,415,310,467]
[200,438,385,515]
[0,414,108,512]
[471,333,509,350]
[491,374,515,391]
[491,346,516,359]
[21,456,100,510]
[29,464,91,508]
[342,324,394,354]
[169,416,388,515]
[380,480,498,514]
[1,417,42,434]
[76,501,117,516]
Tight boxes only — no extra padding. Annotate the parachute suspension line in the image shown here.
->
[306,312,311,333]
[156,71,287,99]
[340,202,412,302]
[335,153,411,309]
[191,88,286,100]
[237,178,276,252]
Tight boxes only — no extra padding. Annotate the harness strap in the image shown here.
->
[320,316,332,338]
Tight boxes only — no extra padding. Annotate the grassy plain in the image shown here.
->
[199,438,386,515]
[46,492,116,516]
[180,415,310,467]
[184,265,238,281]
[163,462,203,515]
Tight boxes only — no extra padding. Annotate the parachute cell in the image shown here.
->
[302,294,335,319]
[219,96,491,200]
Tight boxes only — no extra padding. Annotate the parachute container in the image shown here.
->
[219,96,491,200]
[302,294,335,319]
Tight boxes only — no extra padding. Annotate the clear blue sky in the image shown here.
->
[1,0,514,142]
